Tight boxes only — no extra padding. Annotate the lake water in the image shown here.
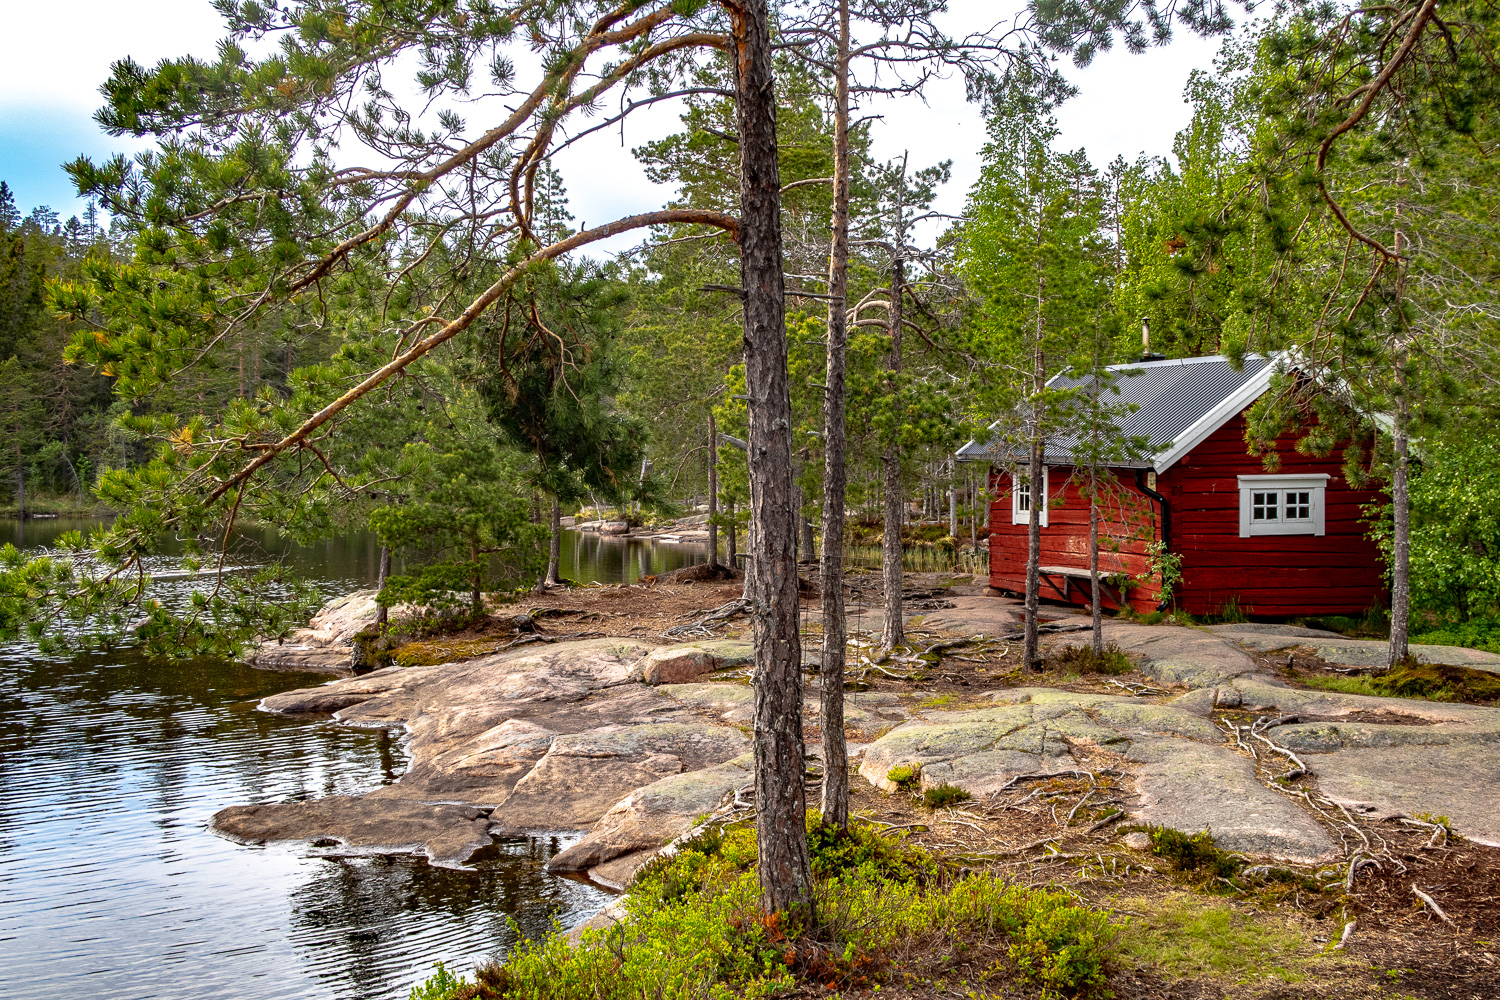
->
[0,519,707,1000]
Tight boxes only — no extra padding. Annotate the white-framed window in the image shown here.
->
[1011,466,1050,527]
[1237,474,1329,537]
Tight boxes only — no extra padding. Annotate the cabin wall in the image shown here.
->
[987,467,1162,613]
[1161,414,1386,616]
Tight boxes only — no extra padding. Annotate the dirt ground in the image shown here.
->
[405,571,1500,998]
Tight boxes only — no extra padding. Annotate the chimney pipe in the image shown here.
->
[1141,316,1150,354]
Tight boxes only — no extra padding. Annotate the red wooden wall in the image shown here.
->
[987,467,1162,613]
[985,413,1388,617]
[1161,414,1386,616]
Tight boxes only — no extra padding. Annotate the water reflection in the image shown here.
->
[560,529,707,584]
[0,519,687,1000]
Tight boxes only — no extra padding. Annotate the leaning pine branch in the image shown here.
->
[203,209,738,506]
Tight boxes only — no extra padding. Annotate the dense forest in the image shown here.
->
[6,3,1497,644]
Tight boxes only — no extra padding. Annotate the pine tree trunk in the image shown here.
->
[880,253,905,652]
[1023,289,1045,670]
[545,495,563,587]
[799,482,815,561]
[708,412,720,568]
[948,459,958,538]
[728,0,813,917]
[1389,384,1411,668]
[728,497,738,567]
[1089,483,1103,655]
[1024,438,1043,669]
[818,0,851,830]
[375,545,391,628]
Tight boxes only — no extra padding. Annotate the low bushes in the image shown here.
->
[1047,644,1132,676]
[412,820,1118,999]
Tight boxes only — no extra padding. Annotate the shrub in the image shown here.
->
[886,763,921,790]
[923,782,972,809]
[422,822,1120,1000]
[1147,827,1242,879]
[805,818,939,884]
[1048,643,1132,676]
[1411,615,1500,655]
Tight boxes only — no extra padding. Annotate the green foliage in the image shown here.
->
[409,962,468,1000]
[805,819,939,884]
[922,782,972,809]
[1371,431,1500,621]
[367,409,544,615]
[1048,643,1132,675]
[1371,660,1500,704]
[460,820,1117,1000]
[1412,616,1500,655]
[885,764,921,791]
[1137,541,1182,607]
[1147,826,1242,879]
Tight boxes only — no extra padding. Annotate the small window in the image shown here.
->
[1238,475,1329,537]
[1011,466,1049,527]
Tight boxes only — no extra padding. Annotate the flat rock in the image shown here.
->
[1125,736,1337,862]
[218,639,737,865]
[1083,624,1258,687]
[491,723,749,831]
[210,797,492,869]
[1312,745,1500,847]
[858,691,1336,860]
[545,754,754,882]
[1209,624,1500,671]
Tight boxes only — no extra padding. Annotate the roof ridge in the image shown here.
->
[1104,353,1272,372]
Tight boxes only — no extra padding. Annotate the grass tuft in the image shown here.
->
[1047,643,1133,676]
[922,782,972,809]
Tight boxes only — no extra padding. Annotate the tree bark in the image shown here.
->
[375,545,392,628]
[880,248,906,652]
[707,412,720,568]
[728,0,813,917]
[1023,274,1045,670]
[545,495,563,587]
[948,459,958,538]
[727,496,738,567]
[818,0,852,830]
[1389,376,1410,667]
[1089,476,1103,655]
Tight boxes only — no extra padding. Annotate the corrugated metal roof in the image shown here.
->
[956,355,1277,469]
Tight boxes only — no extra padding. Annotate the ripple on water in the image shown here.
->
[0,527,611,1000]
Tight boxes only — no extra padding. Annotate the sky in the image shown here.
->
[0,0,1226,253]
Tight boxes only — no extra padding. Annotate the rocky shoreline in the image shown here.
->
[216,590,1500,893]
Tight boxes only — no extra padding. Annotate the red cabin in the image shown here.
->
[955,355,1388,617]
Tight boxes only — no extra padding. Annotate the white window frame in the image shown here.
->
[1011,466,1050,527]
[1237,474,1329,537]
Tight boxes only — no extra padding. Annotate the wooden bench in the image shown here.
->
[1037,566,1129,610]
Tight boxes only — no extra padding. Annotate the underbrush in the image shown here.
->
[412,819,1117,999]
[1410,615,1500,655]
[1143,827,1242,880]
[1297,659,1500,704]
[1046,644,1132,676]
